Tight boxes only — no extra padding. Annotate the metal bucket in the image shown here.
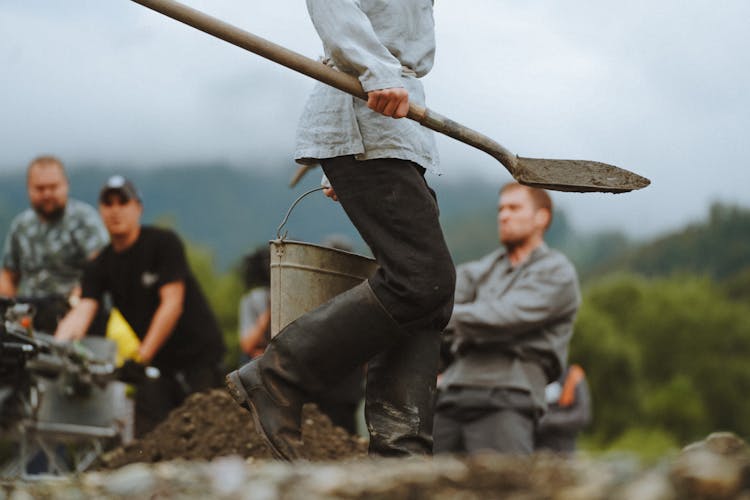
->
[269,188,377,336]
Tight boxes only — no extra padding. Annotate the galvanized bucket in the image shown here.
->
[270,188,377,336]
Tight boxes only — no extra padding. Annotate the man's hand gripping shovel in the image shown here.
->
[129,0,650,194]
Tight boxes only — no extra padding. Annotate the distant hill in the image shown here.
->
[588,203,750,281]
[1,164,367,269]
[1,164,512,269]
[2,164,592,269]
[3,166,748,282]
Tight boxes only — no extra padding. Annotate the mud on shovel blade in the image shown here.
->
[413,107,651,193]
[129,0,650,194]
[514,157,650,193]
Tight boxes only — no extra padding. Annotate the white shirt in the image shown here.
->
[295,0,440,173]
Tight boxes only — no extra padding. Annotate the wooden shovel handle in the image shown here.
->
[130,0,519,176]
[407,105,519,174]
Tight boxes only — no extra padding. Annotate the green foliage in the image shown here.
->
[571,299,642,443]
[592,202,750,281]
[722,266,750,302]
[184,243,243,371]
[572,273,750,454]
[604,427,679,464]
[641,375,708,442]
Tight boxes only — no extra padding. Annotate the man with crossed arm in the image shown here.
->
[434,182,581,455]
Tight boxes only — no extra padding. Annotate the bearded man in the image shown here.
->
[433,182,581,455]
[0,156,108,332]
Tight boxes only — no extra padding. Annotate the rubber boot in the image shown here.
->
[226,281,404,460]
[365,326,442,456]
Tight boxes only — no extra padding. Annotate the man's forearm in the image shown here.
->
[451,266,581,341]
[0,268,18,297]
[138,297,183,364]
[450,301,542,340]
[453,250,503,304]
[55,298,98,341]
[240,309,270,355]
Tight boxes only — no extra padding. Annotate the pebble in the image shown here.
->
[103,462,157,496]
[1,433,748,499]
[209,455,248,496]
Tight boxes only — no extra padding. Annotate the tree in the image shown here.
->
[185,243,243,370]
[592,203,750,280]
[571,273,750,452]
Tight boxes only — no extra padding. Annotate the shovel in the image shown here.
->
[129,0,650,193]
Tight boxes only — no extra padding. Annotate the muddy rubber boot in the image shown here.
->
[365,327,442,456]
[226,281,404,461]
[225,359,305,460]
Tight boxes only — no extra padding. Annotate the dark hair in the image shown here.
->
[499,182,553,230]
[241,247,271,289]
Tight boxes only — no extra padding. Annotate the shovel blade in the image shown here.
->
[513,157,651,193]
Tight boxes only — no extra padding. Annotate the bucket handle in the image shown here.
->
[276,186,325,240]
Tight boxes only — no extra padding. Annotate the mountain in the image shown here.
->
[1,164,510,269]
[3,165,748,282]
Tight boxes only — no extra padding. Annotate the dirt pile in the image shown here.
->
[97,389,367,469]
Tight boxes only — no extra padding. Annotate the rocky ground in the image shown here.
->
[2,390,750,499]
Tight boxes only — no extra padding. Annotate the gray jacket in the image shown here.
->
[439,243,581,410]
[295,0,439,173]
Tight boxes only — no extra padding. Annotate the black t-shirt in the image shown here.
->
[82,226,225,371]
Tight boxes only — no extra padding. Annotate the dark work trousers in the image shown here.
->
[320,156,455,329]
[320,156,456,455]
[433,387,537,455]
[314,366,365,435]
[134,361,224,438]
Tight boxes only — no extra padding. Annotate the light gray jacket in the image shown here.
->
[439,243,581,410]
[295,0,439,172]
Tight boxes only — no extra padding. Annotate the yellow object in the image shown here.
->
[105,308,141,366]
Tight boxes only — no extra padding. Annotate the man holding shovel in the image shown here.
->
[226,0,456,459]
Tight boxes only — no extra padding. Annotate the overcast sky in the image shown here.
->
[2,0,749,237]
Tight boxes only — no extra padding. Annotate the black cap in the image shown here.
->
[99,175,141,204]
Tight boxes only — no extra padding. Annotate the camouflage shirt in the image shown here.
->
[1,199,108,298]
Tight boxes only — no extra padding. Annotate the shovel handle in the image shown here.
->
[130,0,520,176]
[407,106,519,175]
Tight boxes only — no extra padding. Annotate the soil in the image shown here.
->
[96,389,367,469]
